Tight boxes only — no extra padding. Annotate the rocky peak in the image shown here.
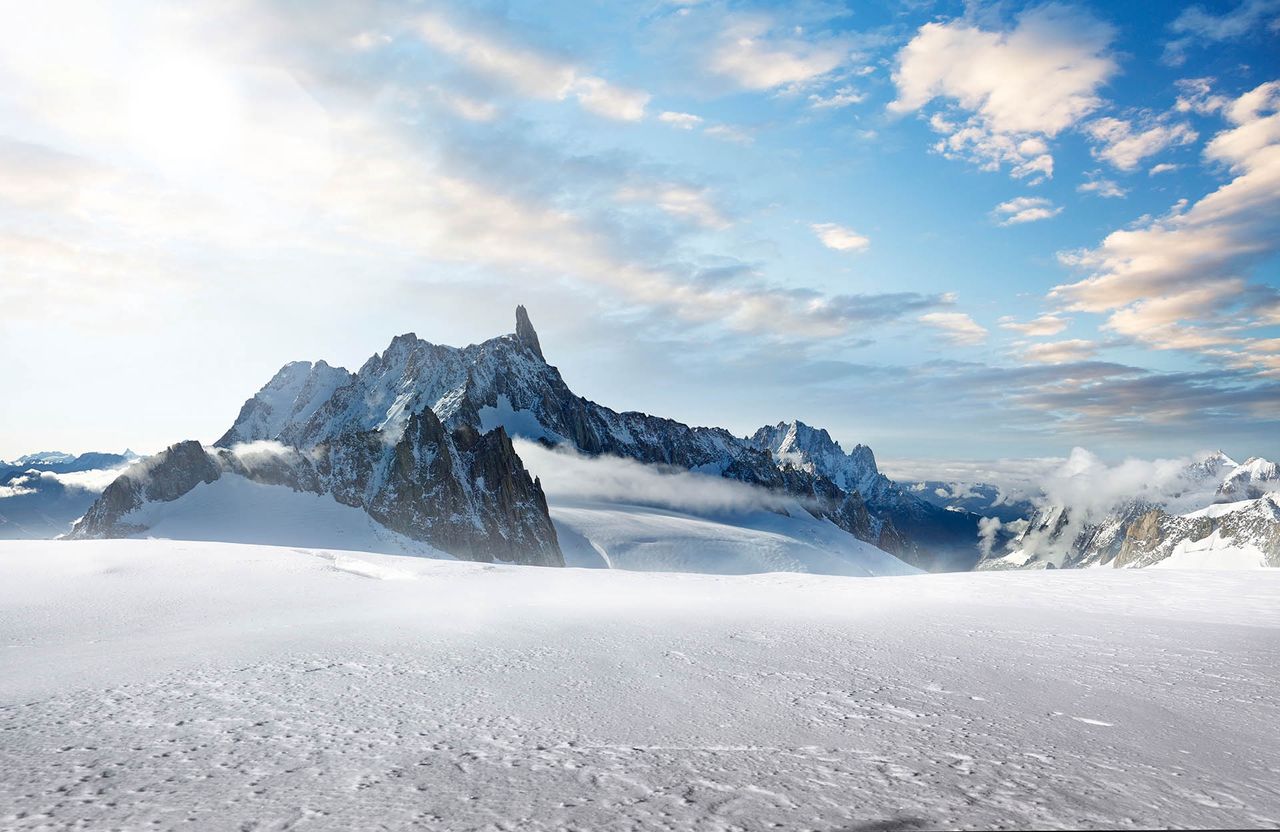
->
[515,305,544,362]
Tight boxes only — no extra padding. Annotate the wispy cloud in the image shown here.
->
[999,314,1070,336]
[708,16,850,91]
[993,196,1062,225]
[417,10,650,121]
[1020,339,1098,364]
[811,222,870,253]
[659,111,703,129]
[1084,116,1197,171]
[918,311,988,346]
[1164,0,1280,65]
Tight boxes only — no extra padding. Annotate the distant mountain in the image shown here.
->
[1219,456,1280,501]
[749,421,984,570]
[982,451,1280,570]
[903,481,1036,525]
[0,450,136,539]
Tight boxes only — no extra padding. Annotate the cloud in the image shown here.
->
[708,16,849,91]
[879,455,1065,501]
[616,183,730,230]
[1019,339,1098,364]
[703,124,754,145]
[1149,163,1179,175]
[890,3,1117,179]
[993,196,1062,225]
[1164,0,1280,65]
[1175,77,1230,115]
[659,111,703,129]
[977,515,1003,557]
[1052,81,1280,371]
[417,11,649,121]
[918,311,988,346]
[513,439,795,515]
[1084,116,1197,171]
[999,314,1070,336]
[809,87,866,110]
[1077,174,1126,198]
[811,222,870,253]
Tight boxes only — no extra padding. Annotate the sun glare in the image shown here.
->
[127,55,242,180]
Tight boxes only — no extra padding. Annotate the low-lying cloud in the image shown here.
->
[514,439,795,516]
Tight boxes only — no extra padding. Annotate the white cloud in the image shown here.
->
[1052,81,1280,371]
[811,222,869,253]
[572,77,651,121]
[417,11,649,121]
[993,196,1062,225]
[1077,176,1127,198]
[514,439,794,515]
[1019,339,1098,364]
[999,314,1070,336]
[890,4,1117,179]
[1149,163,1179,175]
[809,86,866,110]
[918,311,988,346]
[1164,0,1280,65]
[616,184,730,230]
[1175,77,1230,115]
[1084,116,1198,171]
[659,111,703,129]
[708,16,849,91]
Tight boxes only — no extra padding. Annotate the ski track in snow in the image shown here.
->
[1,540,1279,830]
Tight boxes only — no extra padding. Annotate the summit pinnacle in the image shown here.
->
[515,305,544,362]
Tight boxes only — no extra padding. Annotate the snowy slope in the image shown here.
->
[2,539,1278,830]
[550,499,917,576]
[115,472,450,558]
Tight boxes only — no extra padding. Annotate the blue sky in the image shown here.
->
[0,0,1277,466]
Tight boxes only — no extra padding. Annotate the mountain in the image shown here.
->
[904,480,1037,525]
[981,451,1280,570]
[1219,456,1280,501]
[0,450,137,539]
[214,306,917,566]
[749,421,984,570]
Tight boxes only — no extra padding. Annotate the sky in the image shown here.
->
[0,0,1277,468]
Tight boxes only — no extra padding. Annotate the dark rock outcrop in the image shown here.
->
[72,441,220,538]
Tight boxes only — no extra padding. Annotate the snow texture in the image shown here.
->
[2,538,1278,831]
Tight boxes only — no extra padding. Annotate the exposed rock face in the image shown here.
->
[72,441,221,538]
[515,304,544,362]
[750,420,981,571]
[72,426,562,566]
[1111,497,1280,568]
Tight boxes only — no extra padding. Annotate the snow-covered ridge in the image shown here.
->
[983,450,1280,570]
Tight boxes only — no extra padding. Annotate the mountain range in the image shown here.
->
[11,306,1277,573]
[982,451,1280,569]
[61,308,978,572]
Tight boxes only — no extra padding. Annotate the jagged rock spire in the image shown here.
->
[515,305,545,361]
